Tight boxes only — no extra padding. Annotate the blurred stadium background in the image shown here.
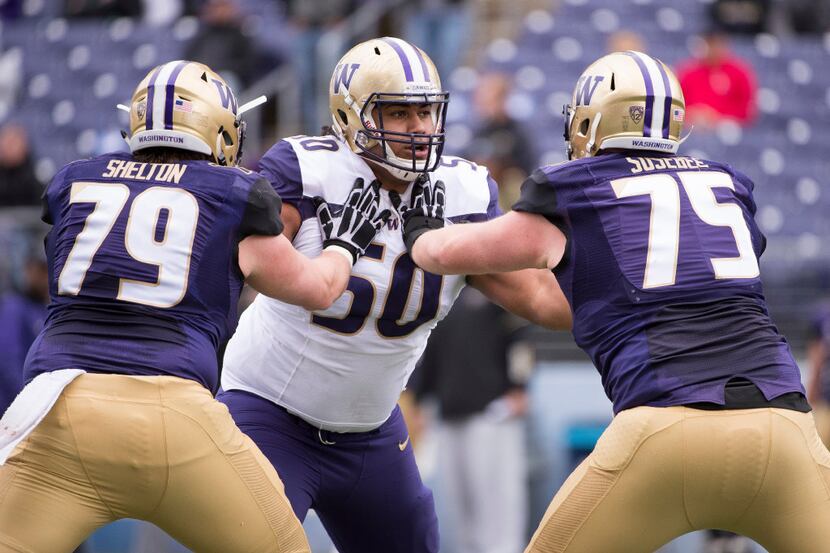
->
[0,0,827,551]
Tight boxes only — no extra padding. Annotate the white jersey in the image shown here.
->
[221,135,500,432]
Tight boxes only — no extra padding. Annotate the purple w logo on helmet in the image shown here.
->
[211,79,238,114]
[574,75,605,106]
[333,64,360,94]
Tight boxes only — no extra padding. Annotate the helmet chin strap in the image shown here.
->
[382,142,428,181]
[366,150,421,182]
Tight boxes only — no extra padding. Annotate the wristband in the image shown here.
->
[323,244,356,265]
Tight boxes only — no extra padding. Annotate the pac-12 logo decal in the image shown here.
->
[574,75,604,106]
[629,105,644,123]
[136,101,146,120]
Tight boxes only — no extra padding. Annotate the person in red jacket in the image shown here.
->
[677,30,757,127]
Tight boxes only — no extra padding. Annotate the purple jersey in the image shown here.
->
[514,152,804,413]
[25,152,283,392]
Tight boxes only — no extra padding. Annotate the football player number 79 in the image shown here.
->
[57,181,199,308]
[611,171,760,289]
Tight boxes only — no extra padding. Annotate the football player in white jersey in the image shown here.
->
[218,37,570,553]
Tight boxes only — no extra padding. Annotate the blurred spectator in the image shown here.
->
[676,31,757,128]
[0,48,22,122]
[412,286,532,553]
[464,72,534,210]
[807,304,830,448]
[0,123,42,207]
[0,254,48,416]
[606,29,647,54]
[141,0,184,26]
[286,0,354,133]
[63,0,142,17]
[783,0,830,34]
[185,0,281,90]
[399,0,471,79]
[709,0,771,35]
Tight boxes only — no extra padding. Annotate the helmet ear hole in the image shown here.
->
[337,109,348,126]
[578,118,590,136]
[221,129,234,146]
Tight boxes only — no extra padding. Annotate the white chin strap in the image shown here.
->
[380,142,429,182]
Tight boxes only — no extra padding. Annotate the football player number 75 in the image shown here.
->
[58,181,198,308]
[611,171,760,289]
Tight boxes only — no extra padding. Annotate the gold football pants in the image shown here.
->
[526,406,830,553]
[0,374,310,553]
[814,402,830,449]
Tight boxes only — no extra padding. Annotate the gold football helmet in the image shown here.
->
[564,51,686,159]
[328,37,449,182]
[127,61,244,165]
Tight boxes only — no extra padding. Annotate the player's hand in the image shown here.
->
[314,177,390,264]
[393,176,446,253]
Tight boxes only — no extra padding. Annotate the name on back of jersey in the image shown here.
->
[101,159,187,184]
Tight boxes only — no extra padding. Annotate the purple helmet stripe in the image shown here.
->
[410,42,431,82]
[654,60,672,139]
[624,52,654,137]
[144,65,164,130]
[381,38,414,82]
[164,61,189,130]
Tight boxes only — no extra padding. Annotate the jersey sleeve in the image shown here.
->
[486,173,502,219]
[256,140,304,205]
[238,177,284,239]
[40,163,74,225]
[728,166,767,256]
[512,168,567,232]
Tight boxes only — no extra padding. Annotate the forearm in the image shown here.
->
[411,224,505,275]
[411,213,558,276]
[298,249,353,309]
[240,235,352,311]
[469,269,572,331]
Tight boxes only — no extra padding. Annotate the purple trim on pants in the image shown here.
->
[218,389,439,553]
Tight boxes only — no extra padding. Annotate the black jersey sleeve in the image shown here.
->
[239,176,284,239]
[511,168,567,233]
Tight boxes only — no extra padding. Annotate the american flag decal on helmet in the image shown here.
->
[672,108,685,122]
[174,98,192,113]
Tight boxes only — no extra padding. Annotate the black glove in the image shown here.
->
[394,176,446,253]
[315,177,391,264]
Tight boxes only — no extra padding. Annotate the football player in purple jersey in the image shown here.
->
[402,51,830,552]
[0,60,389,553]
